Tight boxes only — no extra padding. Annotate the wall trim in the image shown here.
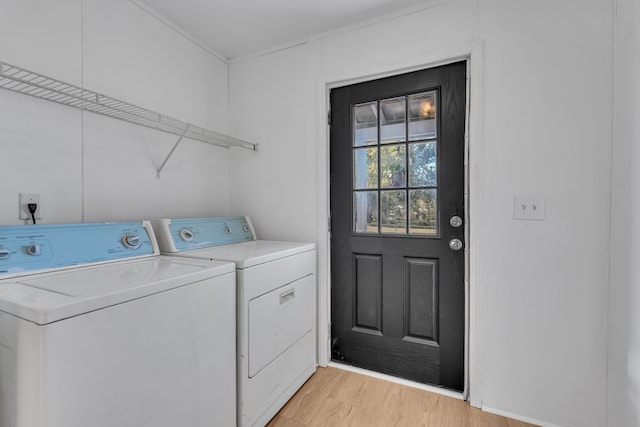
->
[128,0,229,63]
[482,406,562,427]
[315,39,484,407]
[230,0,453,64]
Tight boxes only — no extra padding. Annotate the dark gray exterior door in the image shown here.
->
[330,61,466,391]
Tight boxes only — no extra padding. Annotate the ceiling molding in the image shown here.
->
[229,0,454,63]
[129,0,229,63]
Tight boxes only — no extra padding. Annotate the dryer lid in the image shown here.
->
[172,240,315,269]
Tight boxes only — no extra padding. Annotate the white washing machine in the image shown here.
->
[152,217,316,427]
[0,221,236,427]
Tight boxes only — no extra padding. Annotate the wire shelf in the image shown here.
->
[0,60,257,151]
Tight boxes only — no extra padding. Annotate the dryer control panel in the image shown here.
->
[0,221,157,278]
[152,217,256,253]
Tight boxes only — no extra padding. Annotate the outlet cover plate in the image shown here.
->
[513,195,545,221]
[19,193,41,220]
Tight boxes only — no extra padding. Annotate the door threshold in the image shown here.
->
[328,361,464,401]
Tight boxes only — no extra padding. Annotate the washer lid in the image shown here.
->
[0,256,234,325]
[172,240,315,269]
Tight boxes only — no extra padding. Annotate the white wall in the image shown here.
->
[608,0,640,425]
[0,0,231,225]
[229,0,612,426]
[478,1,611,426]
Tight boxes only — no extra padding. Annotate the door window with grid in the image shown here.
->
[352,91,438,235]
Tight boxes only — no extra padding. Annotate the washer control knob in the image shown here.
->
[243,225,250,233]
[179,228,194,242]
[0,248,11,260]
[26,244,43,256]
[121,233,142,249]
[224,226,232,234]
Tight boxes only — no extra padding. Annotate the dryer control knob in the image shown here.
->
[26,244,43,256]
[0,248,11,259]
[121,233,142,249]
[179,228,194,242]
[224,226,232,234]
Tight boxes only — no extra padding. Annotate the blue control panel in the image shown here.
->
[0,221,156,276]
[160,217,255,251]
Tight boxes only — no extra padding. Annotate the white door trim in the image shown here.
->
[315,39,484,407]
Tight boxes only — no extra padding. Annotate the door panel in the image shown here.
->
[330,61,466,391]
[405,257,438,343]
[353,253,383,333]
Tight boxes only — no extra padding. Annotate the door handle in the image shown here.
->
[280,289,295,304]
[449,238,463,251]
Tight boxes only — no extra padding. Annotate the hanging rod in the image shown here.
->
[0,60,257,151]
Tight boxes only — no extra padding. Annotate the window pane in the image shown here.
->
[408,92,437,141]
[381,190,406,234]
[409,142,437,187]
[354,191,378,233]
[380,144,406,188]
[409,189,437,235]
[380,97,406,144]
[353,102,378,146]
[353,147,378,189]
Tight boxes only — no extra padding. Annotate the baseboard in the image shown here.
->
[481,405,563,427]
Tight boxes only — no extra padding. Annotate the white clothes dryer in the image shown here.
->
[0,221,236,427]
[152,217,316,427]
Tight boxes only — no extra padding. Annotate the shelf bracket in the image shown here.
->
[156,125,189,178]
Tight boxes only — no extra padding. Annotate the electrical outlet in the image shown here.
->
[513,195,545,221]
[19,193,41,220]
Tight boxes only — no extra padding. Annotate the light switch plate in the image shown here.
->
[513,195,545,221]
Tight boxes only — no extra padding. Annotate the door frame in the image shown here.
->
[315,40,484,406]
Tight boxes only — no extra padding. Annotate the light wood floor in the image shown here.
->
[266,367,538,427]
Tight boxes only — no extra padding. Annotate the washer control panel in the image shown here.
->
[152,217,255,253]
[0,221,157,277]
